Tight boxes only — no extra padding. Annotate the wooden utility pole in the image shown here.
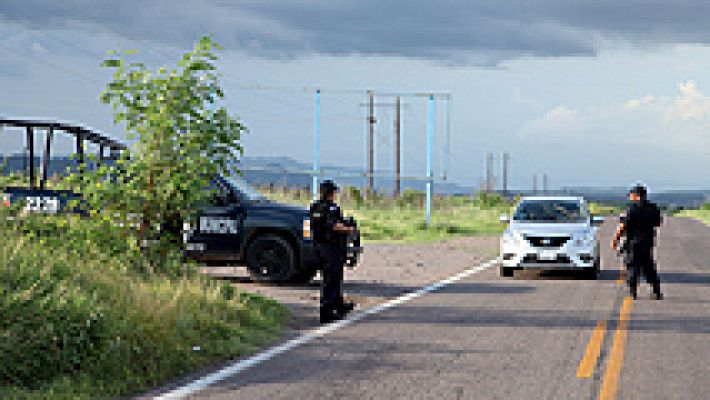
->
[502,152,509,196]
[368,91,375,194]
[394,96,401,197]
[533,174,538,194]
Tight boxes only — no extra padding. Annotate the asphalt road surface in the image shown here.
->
[177,217,709,400]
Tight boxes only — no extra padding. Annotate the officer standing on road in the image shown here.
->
[611,184,664,300]
[310,180,356,323]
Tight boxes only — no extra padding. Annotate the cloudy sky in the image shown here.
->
[2,0,710,191]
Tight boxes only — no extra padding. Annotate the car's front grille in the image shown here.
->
[525,236,570,248]
[522,254,572,264]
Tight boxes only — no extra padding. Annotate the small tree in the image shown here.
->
[72,37,245,271]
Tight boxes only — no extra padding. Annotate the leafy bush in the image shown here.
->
[0,210,287,398]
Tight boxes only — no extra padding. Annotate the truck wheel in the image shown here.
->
[245,235,296,282]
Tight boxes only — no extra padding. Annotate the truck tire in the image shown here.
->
[245,235,296,282]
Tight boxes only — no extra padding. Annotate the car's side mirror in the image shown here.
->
[591,215,605,225]
[499,214,510,223]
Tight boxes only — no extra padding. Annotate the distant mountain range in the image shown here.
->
[2,154,708,208]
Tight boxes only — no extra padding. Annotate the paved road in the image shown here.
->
[183,217,709,400]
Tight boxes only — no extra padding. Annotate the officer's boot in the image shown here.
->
[337,299,355,314]
[651,282,663,300]
[320,307,346,324]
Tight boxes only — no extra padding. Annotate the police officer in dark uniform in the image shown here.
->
[310,180,356,323]
[611,184,663,300]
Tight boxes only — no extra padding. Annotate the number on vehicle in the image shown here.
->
[24,196,60,213]
[199,217,238,234]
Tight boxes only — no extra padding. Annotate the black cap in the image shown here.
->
[629,184,647,199]
[320,180,339,196]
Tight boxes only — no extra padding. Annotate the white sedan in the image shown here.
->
[499,196,604,279]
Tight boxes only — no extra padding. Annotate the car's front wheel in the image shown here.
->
[245,235,296,282]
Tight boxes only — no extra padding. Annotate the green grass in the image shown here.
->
[0,210,287,399]
[261,187,511,242]
[675,208,710,226]
[261,186,625,243]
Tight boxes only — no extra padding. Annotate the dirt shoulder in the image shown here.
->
[201,235,499,336]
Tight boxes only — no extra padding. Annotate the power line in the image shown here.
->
[0,41,103,84]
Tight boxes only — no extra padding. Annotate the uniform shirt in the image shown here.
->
[310,199,345,244]
[623,200,662,247]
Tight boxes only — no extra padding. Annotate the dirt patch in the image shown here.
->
[201,236,499,335]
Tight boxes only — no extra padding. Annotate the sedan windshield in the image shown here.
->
[513,200,587,223]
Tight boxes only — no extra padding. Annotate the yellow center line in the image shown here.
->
[577,320,608,379]
[598,296,634,400]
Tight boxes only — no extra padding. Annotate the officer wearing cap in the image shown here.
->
[310,180,356,323]
[611,184,664,300]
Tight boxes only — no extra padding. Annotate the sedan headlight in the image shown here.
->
[574,231,596,247]
[502,229,522,247]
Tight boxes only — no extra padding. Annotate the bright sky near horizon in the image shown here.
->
[1,1,710,191]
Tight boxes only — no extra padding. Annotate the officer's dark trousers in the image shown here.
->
[626,244,661,296]
[318,243,345,311]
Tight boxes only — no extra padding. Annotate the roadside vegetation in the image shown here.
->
[1,37,290,398]
[675,203,710,225]
[0,209,286,399]
[262,185,623,242]
[263,186,513,242]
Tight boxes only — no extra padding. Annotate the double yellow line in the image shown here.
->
[576,279,634,400]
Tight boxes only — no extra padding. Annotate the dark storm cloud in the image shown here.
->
[3,0,710,64]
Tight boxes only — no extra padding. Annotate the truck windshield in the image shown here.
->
[223,174,266,202]
[513,200,587,223]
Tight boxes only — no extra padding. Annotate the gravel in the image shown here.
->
[201,236,499,334]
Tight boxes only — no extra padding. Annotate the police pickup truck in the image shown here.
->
[184,174,361,282]
[0,118,361,283]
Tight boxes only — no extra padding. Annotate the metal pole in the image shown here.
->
[426,94,434,226]
[443,95,451,181]
[543,173,548,194]
[502,152,509,197]
[26,127,35,189]
[312,89,321,199]
[40,127,54,189]
[76,132,84,166]
[394,96,401,197]
[368,91,375,195]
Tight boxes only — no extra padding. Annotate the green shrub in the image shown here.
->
[0,210,287,398]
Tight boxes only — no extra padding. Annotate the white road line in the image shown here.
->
[155,257,500,399]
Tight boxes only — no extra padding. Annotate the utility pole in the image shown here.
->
[394,96,401,197]
[543,173,549,194]
[502,152,509,197]
[368,90,375,195]
[533,174,538,194]
[485,153,494,193]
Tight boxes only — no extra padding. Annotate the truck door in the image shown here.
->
[190,181,245,256]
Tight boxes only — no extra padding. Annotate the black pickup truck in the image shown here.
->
[0,118,361,283]
[184,174,362,282]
